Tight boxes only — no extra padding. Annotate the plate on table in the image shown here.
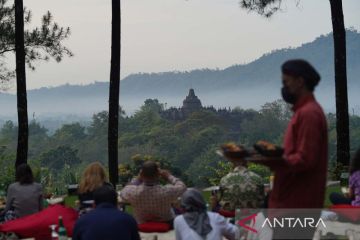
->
[253,140,284,157]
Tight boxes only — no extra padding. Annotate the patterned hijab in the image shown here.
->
[181,188,213,238]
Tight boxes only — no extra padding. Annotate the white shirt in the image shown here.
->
[174,212,238,240]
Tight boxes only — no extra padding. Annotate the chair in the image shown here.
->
[217,210,235,218]
[138,222,172,240]
[138,222,172,233]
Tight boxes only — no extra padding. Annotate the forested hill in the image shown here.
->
[120,30,360,95]
[1,30,359,116]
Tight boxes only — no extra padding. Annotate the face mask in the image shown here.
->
[281,87,297,104]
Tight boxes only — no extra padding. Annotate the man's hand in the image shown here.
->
[159,169,171,180]
[130,174,143,185]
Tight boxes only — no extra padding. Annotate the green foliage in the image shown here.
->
[239,100,290,145]
[88,111,108,137]
[0,120,16,140]
[190,147,271,187]
[53,123,86,143]
[39,146,80,170]
[141,99,164,113]
[207,160,232,187]
[0,0,72,84]
[186,145,226,187]
[118,163,132,185]
[34,165,81,195]
[248,163,272,182]
[328,161,346,181]
[0,153,16,189]
[1,99,360,192]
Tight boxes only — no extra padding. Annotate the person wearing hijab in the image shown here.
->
[174,188,238,240]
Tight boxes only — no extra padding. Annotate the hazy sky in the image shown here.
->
[7,0,360,90]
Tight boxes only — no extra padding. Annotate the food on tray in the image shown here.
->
[256,140,277,150]
[221,142,243,151]
[254,140,284,157]
[220,143,249,159]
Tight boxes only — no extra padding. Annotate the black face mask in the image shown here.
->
[281,87,297,104]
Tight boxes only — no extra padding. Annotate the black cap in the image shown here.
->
[281,59,321,91]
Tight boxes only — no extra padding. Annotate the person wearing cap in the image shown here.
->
[254,59,328,238]
[217,155,264,211]
[261,59,328,209]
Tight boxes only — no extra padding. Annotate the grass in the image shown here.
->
[324,185,341,208]
[64,195,79,208]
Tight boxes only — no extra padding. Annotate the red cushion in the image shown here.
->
[330,204,360,222]
[138,222,171,233]
[218,210,235,218]
[0,204,78,240]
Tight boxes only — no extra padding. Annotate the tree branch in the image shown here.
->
[0,47,15,55]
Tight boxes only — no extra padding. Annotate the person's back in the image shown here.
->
[220,165,264,210]
[174,189,238,240]
[3,164,42,219]
[6,182,42,217]
[77,162,109,210]
[174,211,237,240]
[120,161,186,223]
[73,203,139,240]
[73,185,140,240]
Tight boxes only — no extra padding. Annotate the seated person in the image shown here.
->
[72,185,140,240]
[174,188,238,240]
[330,148,360,206]
[216,156,264,211]
[77,162,112,210]
[120,160,186,224]
[0,164,42,222]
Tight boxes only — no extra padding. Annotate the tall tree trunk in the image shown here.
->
[108,0,121,186]
[329,0,350,166]
[15,0,28,168]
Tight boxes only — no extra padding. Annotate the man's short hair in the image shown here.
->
[281,59,321,92]
[141,161,159,179]
[93,185,117,206]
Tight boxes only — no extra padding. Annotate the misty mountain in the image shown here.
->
[1,30,360,119]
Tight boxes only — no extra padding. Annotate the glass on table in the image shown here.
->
[49,224,58,239]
